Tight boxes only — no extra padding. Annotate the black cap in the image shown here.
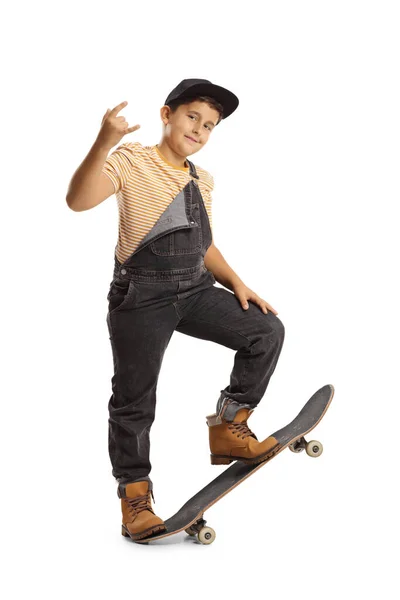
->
[164,78,239,121]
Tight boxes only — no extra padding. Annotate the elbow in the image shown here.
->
[66,196,79,211]
[66,195,87,212]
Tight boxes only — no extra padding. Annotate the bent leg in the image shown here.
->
[175,285,285,416]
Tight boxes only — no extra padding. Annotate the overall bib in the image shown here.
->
[106,159,285,487]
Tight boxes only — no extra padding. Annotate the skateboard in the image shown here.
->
[129,383,334,545]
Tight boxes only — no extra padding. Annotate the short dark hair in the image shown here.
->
[166,95,224,126]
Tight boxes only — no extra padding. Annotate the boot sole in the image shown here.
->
[210,442,281,466]
[121,523,167,541]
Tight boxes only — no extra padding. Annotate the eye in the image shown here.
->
[188,114,211,130]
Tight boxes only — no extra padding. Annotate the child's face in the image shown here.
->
[162,100,219,156]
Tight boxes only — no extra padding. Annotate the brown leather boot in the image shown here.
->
[118,481,166,541]
[206,408,280,465]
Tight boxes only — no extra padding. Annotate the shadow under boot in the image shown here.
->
[118,481,166,541]
[206,407,279,466]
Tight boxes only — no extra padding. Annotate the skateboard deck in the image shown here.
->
[128,383,334,545]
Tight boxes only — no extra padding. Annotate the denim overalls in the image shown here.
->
[106,159,285,488]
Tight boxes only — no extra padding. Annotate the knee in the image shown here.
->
[264,313,285,346]
[274,314,285,340]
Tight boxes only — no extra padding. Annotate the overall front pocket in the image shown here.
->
[107,278,136,314]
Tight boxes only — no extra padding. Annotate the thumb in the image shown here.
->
[126,124,141,134]
[240,297,249,310]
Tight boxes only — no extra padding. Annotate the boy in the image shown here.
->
[66,78,285,541]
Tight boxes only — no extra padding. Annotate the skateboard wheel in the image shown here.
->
[185,527,197,537]
[306,440,323,457]
[198,526,216,545]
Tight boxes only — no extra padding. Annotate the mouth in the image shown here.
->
[185,135,198,143]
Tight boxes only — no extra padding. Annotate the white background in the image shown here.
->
[1,0,399,598]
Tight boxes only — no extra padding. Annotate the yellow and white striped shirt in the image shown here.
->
[102,141,214,264]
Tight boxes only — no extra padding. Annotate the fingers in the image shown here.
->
[250,298,268,314]
[109,100,128,116]
[241,296,278,315]
[126,124,141,133]
[261,301,278,315]
[259,300,278,315]
[102,101,141,139]
[266,302,278,315]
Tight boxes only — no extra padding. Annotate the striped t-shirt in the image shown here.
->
[101,141,214,264]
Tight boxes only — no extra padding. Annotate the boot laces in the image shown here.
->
[125,490,155,516]
[228,421,258,440]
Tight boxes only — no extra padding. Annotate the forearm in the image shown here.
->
[66,138,111,210]
[204,245,244,291]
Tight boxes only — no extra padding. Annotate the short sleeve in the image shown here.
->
[101,143,136,193]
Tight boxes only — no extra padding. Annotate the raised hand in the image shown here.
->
[96,101,140,150]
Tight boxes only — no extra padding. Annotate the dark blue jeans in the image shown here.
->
[106,264,285,486]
